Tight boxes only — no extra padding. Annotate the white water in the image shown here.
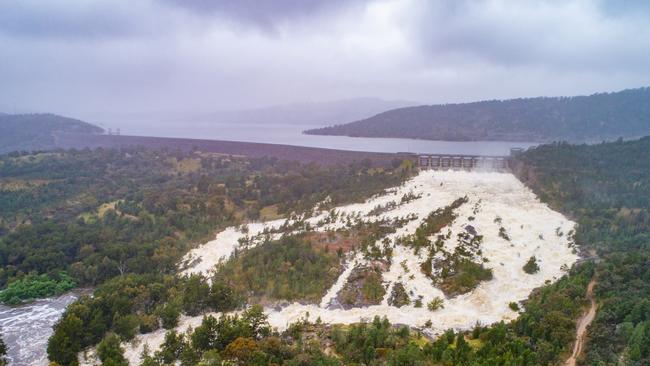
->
[82,170,579,365]
[0,290,88,366]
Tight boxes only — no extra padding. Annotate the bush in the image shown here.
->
[427,297,445,311]
[139,314,160,334]
[97,333,128,366]
[523,256,540,274]
[0,272,76,304]
[159,303,181,329]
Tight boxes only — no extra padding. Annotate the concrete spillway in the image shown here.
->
[417,155,509,171]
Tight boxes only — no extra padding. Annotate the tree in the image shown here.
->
[97,333,128,366]
[224,337,258,365]
[0,334,6,366]
[159,303,180,329]
[242,305,271,339]
[113,314,139,341]
[157,330,184,364]
[191,316,219,352]
[182,274,210,316]
[209,281,239,312]
[523,256,540,274]
[47,314,84,366]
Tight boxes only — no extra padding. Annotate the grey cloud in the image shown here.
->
[161,0,370,30]
[1,0,650,123]
[407,0,650,72]
[0,0,149,40]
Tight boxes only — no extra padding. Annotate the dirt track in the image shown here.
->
[565,280,597,366]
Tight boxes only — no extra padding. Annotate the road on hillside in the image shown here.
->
[565,280,597,366]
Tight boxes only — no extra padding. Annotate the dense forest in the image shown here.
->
[306,87,650,142]
[0,114,103,154]
[0,147,414,364]
[0,148,412,300]
[513,137,650,365]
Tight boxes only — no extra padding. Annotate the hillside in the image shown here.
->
[305,87,650,142]
[0,113,103,154]
[512,137,650,364]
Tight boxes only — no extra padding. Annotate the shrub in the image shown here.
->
[427,297,445,311]
[523,256,540,274]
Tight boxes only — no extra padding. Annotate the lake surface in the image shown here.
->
[108,121,537,156]
[0,290,89,366]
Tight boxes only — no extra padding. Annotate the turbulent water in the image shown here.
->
[0,290,88,366]
[104,170,578,366]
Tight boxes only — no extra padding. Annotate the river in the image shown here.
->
[0,290,90,366]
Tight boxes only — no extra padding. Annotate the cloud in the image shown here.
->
[0,0,649,124]
[405,0,650,72]
[0,0,154,40]
[161,0,370,31]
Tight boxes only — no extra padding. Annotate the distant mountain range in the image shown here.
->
[0,113,103,154]
[305,87,650,142]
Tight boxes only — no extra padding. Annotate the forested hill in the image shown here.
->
[0,113,103,154]
[513,137,650,364]
[305,87,650,142]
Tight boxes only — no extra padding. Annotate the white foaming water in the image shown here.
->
[0,290,88,366]
[81,171,579,365]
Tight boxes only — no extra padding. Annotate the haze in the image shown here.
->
[1,0,650,125]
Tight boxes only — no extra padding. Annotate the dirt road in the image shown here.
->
[565,280,597,366]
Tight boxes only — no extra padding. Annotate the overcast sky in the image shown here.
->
[1,0,650,122]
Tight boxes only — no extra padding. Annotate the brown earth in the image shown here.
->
[565,280,597,366]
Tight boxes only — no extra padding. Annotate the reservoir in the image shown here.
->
[106,121,537,156]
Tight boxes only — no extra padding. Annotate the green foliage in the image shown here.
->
[332,316,410,365]
[437,259,493,296]
[399,196,467,252]
[0,147,411,364]
[306,87,650,142]
[0,334,6,366]
[427,297,444,311]
[182,274,211,316]
[97,333,128,366]
[514,136,650,364]
[1,147,410,293]
[338,264,386,308]
[0,272,76,304]
[523,256,540,274]
[387,282,410,307]
[361,269,385,304]
[215,235,341,303]
[161,307,343,365]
